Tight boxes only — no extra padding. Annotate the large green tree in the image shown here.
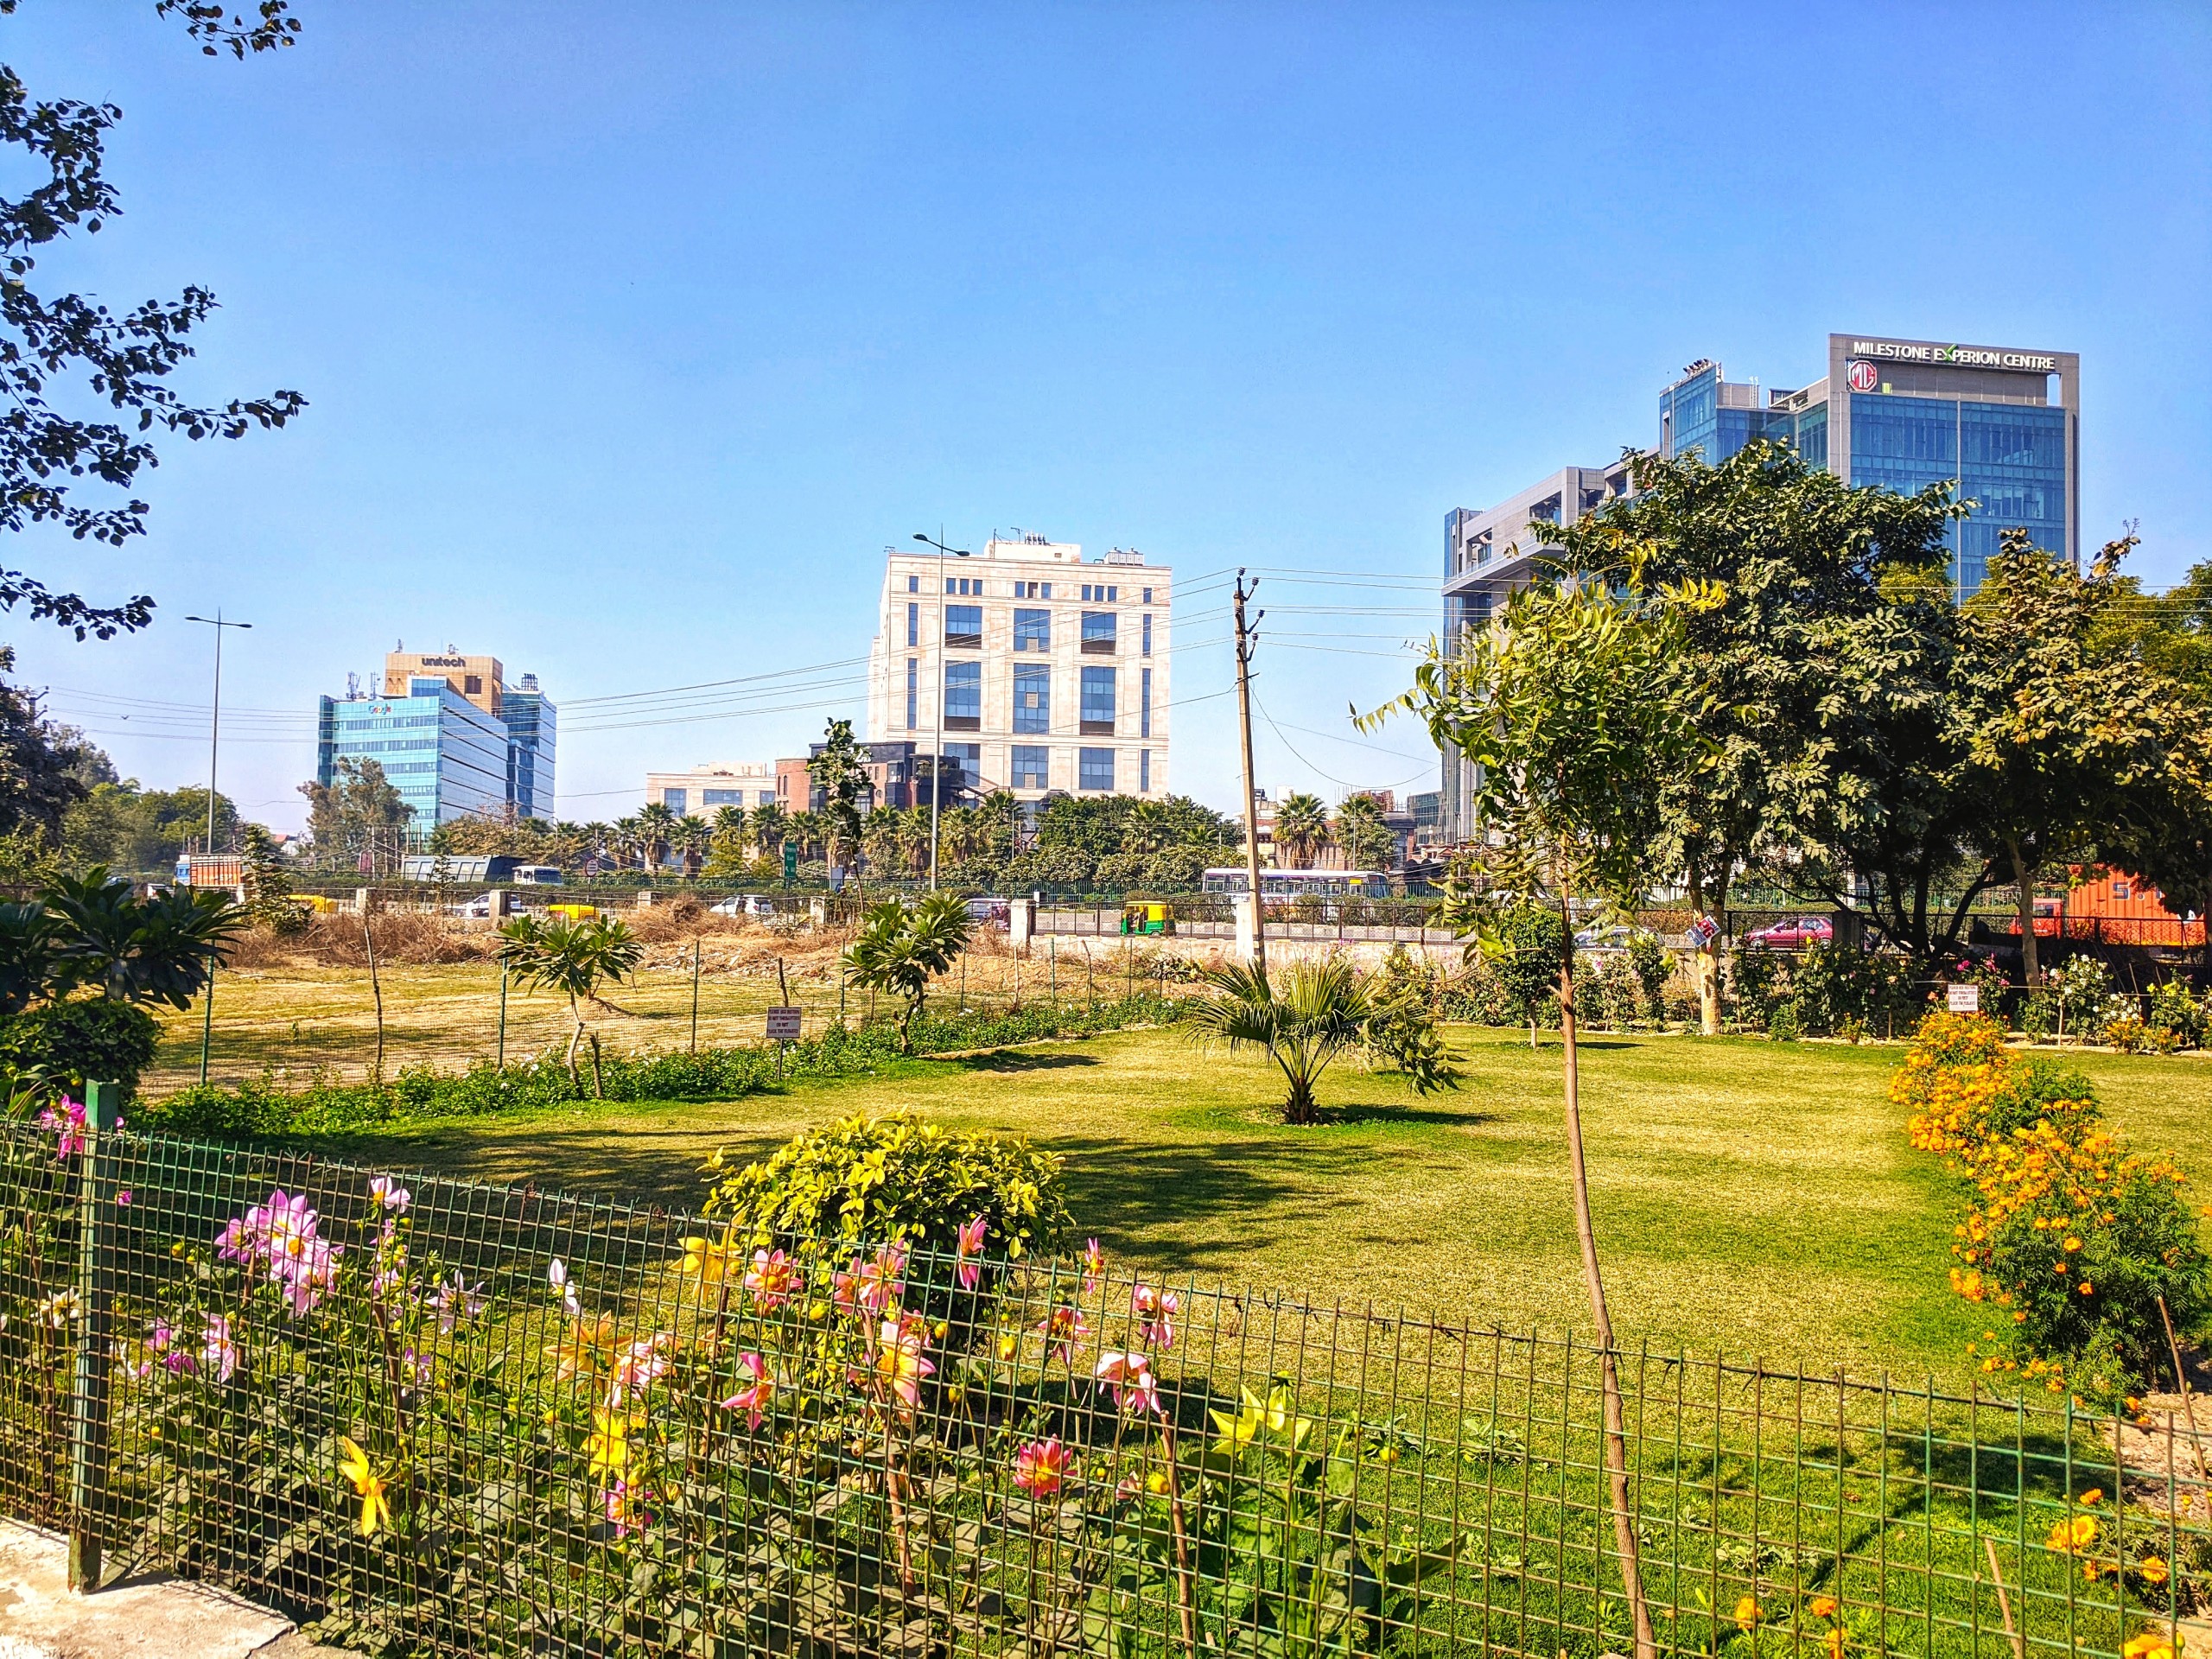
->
[808,719,870,880]
[0,1,306,639]
[1955,529,2177,982]
[1367,575,1710,1659]
[299,757,411,873]
[1541,441,1966,1015]
[61,779,234,874]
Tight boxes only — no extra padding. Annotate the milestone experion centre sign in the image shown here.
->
[1847,338,2058,372]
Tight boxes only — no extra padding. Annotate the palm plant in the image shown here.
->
[636,801,679,871]
[1181,957,1456,1125]
[748,801,790,861]
[496,914,645,1094]
[1273,792,1331,869]
[1333,792,1397,872]
[611,816,643,872]
[42,868,244,1007]
[674,813,711,877]
[841,890,974,1053]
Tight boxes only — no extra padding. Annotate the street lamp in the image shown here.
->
[912,531,970,888]
[182,612,253,859]
[183,609,251,1084]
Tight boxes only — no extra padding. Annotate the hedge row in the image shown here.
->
[135,994,1180,1141]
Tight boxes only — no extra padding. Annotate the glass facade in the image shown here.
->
[664,789,688,815]
[1081,612,1116,652]
[1080,665,1116,732]
[944,604,982,648]
[943,661,982,728]
[502,690,556,820]
[1011,745,1048,790]
[317,678,510,828]
[1079,747,1115,791]
[1140,667,1152,738]
[1013,607,1050,651]
[904,658,918,730]
[1013,664,1050,734]
[1846,392,2069,594]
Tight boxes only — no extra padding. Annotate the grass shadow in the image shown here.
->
[953,1052,1103,1074]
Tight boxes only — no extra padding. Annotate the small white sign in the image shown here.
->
[1946,983,1980,1014]
[765,1007,803,1041]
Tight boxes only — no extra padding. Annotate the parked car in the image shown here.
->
[1742,916,1833,950]
[1572,923,1634,950]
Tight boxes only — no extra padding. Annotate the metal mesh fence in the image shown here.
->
[3,1116,2205,1658]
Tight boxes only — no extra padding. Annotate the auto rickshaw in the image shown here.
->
[1118,900,1174,937]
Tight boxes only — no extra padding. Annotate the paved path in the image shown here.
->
[0,1522,341,1659]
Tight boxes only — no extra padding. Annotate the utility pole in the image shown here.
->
[185,611,251,1087]
[1232,570,1265,975]
[912,531,972,888]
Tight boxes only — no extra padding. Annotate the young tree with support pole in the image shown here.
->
[1232,571,1265,972]
[1364,570,1715,1659]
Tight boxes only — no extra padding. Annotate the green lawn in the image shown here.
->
[315,1026,2212,1387]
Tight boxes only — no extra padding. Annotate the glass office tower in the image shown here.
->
[316,677,513,827]
[1666,334,2079,597]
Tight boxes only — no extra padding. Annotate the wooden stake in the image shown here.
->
[1983,1536,2025,1659]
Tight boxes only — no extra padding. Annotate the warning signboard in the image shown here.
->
[765,1007,803,1041]
[1945,983,1980,1014]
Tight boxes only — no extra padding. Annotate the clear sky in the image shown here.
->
[8,2,2208,830]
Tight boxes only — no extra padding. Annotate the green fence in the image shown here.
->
[2,1111,2204,1658]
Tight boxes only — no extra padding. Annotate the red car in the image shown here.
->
[1743,916,1833,950]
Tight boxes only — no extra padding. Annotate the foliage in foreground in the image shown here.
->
[701,1109,1072,1263]
[1893,1012,2211,1406]
[132,995,1183,1141]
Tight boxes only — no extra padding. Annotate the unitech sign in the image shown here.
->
[1847,339,2058,372]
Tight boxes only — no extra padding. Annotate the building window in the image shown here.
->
[1142,587,1153,603]
[664,789,688,814]
[945,575,981,595]
[702,789,745,806]
[907,575,919,593]
[759,791,776,806]
[906,601,918,647]
[1014,581,1053,600]
[1080,665,1116,734]
[1014,607,1050,651]
[1140,748,1151,791]
[1141,613,1152,656]
[1081,612,1116,654]
[1011,745,1049,790]
[1079,747,1115,791]
[1078,583,1121,603]
[944,661,982,730]
[945,604,982,649]
[1013,664,1051,734]
[1141,667,1152,737]
[464,675,482,696]
[905,658,918,730]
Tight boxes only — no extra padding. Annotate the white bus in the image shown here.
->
[1201,868,1392,900]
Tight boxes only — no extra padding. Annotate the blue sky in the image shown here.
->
[8,2,2208,830]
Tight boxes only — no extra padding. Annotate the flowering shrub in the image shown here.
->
[1892,1013,2210,1405]
[701,1109,1072,1263]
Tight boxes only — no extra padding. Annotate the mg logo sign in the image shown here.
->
[1847,359,1880,392]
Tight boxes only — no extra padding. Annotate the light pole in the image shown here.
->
[912,531,970,888]
[184,610,251,1084]
[183,611,252,857]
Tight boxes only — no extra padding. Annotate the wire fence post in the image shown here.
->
[497,959,509,1069]
[198,963,214,1084]
[691,938,701,1054]
[67,1080,121,1592]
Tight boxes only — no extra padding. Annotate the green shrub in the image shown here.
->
[2145,979,2204,1048]
[1625,931,1670,1024]
[0,997,161,1095]
[702,1109,1071,1259]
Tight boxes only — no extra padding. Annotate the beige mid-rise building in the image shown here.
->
[866,531,1171,802]
[645,762,780,818]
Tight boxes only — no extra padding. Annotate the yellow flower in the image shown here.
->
[1146,1468,1171,1494]
[678,1226,740,1288]
[2077,1488,2103,1506]
[2048,1514,2099,1553]
[1734,1596,1762,1633]
[2136,1556,2169,1586]
[1809,1595,1839,1620]
[587,1407,642,1474]
[335,1436,391,1537]
[1826,1627,1847,1659]
[2123,1633,2180,1659]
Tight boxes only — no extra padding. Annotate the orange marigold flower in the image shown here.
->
[1733,1596,1761,1633]
[1809,1595,1839,1620]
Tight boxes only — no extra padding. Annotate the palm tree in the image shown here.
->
[862,805,906,879]
[1125,798,1172,855]
[841,891,974,1053]
[611,816,644,872]
[1333,792,1397,873]
[787,810,826,863]
[1272,792,1331,869]
[43,868,244,1008]
[1180,957,1457,1126]
[496,914,645,1095]
[748,801,790,861]
[674,813,711,877]
[636,801,679,871]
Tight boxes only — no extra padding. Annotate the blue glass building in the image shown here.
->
[316,651,557,830]
[1661,334,2079,596]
